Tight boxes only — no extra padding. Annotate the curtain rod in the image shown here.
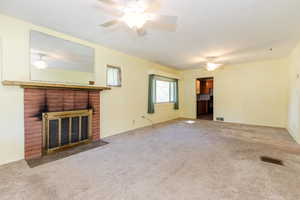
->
[150,74,179,80]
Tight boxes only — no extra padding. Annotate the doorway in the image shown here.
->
[196,77,214,120]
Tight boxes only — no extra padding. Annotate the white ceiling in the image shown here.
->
[0,0,300,69]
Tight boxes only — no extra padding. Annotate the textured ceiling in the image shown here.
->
[0,0,300,69]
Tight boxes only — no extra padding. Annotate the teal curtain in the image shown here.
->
[174,79,179,110]
[148,74,155,114]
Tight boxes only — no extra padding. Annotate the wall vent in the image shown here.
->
[260,156,284,166]
[216,117,224,121]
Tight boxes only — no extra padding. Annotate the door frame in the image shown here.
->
[196,77,214,120]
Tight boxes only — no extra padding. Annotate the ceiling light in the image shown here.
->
[121,4,153,29]
[122,13,149,29]
[206,62,221,71]
[34,54,48,69]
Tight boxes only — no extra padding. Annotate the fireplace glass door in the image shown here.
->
[43,109,92,153]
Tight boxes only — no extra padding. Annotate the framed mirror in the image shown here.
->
[30,30,95,84]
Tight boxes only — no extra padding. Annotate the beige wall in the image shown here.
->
[0,14,181,165]
[180,58,289,128]
[287,42,300,143]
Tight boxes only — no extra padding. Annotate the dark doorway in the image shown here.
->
[196,77,214,120]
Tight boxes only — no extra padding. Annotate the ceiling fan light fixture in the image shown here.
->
[34,60,48,69]
[34,54,48,69]
[122,13,148,29]
[121,3,154,29]
[206,62,221,71]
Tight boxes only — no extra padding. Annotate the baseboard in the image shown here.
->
[287,127,300,144]
[102,117,182,139]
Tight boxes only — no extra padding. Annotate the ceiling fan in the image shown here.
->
[205,57,223,71]
[196,57,223,71]
[97,0,178,36]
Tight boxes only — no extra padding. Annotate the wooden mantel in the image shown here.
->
[2,80,111,91]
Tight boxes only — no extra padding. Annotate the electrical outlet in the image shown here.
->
[216,117,224,121]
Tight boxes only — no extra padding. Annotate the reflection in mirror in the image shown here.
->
[30,30,95,84]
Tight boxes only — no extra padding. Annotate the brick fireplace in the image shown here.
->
[24,88,101,160]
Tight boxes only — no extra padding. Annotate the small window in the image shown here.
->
[107,65,121,87]
[155,80,175,103]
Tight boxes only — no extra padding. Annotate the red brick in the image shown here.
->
[24,88,101,160]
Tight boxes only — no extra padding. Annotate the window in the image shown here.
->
[155,80,176,103]
[148,74,179,114]
[107,65,121,87]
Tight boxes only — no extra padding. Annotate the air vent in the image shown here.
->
[260,156,284,166]
[216,117,224,121]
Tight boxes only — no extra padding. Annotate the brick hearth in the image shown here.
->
[24,88,100,160]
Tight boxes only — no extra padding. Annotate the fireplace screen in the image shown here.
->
[43,109,92,153]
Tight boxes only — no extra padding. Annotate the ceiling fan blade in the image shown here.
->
[95,4,123,16]
[136,28,147,37]
[97,0,125,12]
[98,0,118,6]
[154,15,178,26]
[145,0,161,12]
[100,20,120,27]
[147,22,177,32]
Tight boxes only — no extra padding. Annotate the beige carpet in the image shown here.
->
[1,119,300,200]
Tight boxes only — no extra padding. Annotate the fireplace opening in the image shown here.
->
[43,109,93,154]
